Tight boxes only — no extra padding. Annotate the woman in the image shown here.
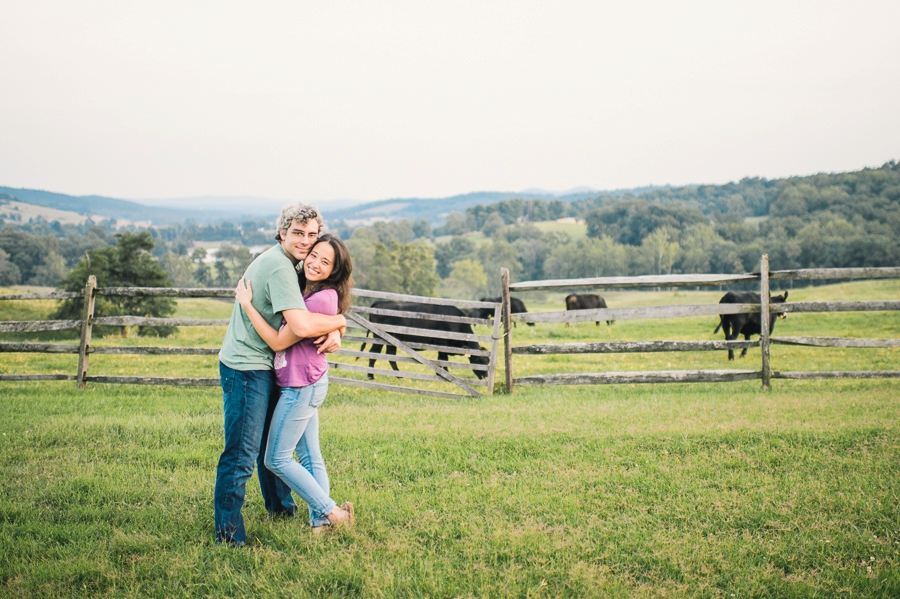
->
[235,233,354,532]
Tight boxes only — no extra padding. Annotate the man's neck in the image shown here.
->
[279,242,299,266]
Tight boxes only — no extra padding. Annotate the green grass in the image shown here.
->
[1,282,899,597]
[532,220,587,241]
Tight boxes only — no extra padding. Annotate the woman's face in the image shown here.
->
[304,241,335,282]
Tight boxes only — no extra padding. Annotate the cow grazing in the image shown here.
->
[714,291,789,360]
[564,293,612,326]
[362,301,490,379]
[468,296,533,327]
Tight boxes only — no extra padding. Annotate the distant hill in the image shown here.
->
[0,185,654,228]
[0,186,283,225]
[326,189,606,226]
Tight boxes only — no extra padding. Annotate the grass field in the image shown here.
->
[532,220,587,242]
[1,282,899,597]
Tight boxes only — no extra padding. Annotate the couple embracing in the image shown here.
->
[215,203,354,546]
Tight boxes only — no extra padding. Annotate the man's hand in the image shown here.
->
[313,329,343,354]
[235,278,253,309]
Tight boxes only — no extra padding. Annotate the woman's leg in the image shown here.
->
[294,377,334,527]
[264,384,337,525]
[295,409,331,526]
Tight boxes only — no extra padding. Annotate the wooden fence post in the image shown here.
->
[500,267,513,394]
[76,275,97,389]
[759,255,771,390]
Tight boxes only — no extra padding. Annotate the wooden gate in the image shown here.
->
[328,289,502,399]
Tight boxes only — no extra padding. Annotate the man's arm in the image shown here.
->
[282,308,346,341]
[236,278,300,351]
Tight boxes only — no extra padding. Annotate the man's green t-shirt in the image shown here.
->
[219,245,307,371]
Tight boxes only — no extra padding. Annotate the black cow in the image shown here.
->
[714,291,789,360]
[362,301,490,379]
[468,296,533,327]
[565,293,612,326]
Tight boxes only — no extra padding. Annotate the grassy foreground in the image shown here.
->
[1,379,898,598]
[1,281,899,597]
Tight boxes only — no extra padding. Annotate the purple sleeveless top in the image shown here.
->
[274,288,338,388]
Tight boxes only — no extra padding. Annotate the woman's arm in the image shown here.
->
[235,278,301,351]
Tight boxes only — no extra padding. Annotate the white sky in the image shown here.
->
[1,1,898,204]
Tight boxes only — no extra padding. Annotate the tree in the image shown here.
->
[436,212,472,236]
[544,236,630,279]
[677,224,721,273]
[477,240,521,296]
[641,227,681,275]
[412,218,433,240]
[439,259,488,300]
[29,251,67,286]
[0,228,61,283]
[53,231,177,337]
[434,237,475,278]
[214,246,254,287]
[480,213,506,237]
[364,241,439,296]
[190,248,214,287]
[0,248,20,286]
[160,253,196,287]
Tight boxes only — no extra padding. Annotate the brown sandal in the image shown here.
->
[339,501,355,527]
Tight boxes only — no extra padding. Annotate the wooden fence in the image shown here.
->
[0,277,231,387]
[0,279,503,398]
[500,259,900,391]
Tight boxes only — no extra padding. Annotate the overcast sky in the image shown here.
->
[1,1,898,205]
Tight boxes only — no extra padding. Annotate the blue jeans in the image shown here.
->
[264,375,336,527]
[214,362,298,545]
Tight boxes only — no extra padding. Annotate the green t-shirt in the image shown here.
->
[219,245,307,371]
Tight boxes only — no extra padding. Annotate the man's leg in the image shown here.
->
[213,363,275,545]
[257,381,298,516]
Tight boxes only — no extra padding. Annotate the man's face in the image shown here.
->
[280,219,320,264]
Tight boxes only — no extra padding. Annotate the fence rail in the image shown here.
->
[771,336,900,348]
[509,273,759,291]
[512,303,773,325]
[513,370,762,386]
[512,340,759,355]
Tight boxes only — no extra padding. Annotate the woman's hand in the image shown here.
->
[235,277,253,308]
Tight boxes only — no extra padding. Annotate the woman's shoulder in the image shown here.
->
[306,287,338,300]
[304,288,339,314]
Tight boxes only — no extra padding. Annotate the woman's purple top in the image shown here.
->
[274,288,338,388]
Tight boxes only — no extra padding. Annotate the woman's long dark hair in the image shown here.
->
[299,234,353,314]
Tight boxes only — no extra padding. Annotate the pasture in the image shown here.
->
[1,282,899,598]
[532,219,588,241]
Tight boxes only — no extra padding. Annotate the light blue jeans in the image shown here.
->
[264,375,337,527]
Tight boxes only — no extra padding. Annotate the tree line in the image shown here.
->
[387,160,900,298]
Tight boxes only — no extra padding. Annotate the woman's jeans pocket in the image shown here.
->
[309,375,328,408]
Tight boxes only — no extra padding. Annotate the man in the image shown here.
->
[214,203,346,546]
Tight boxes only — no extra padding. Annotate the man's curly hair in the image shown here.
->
[275,203,324,241]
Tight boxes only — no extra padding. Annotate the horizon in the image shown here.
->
[3,156,897,213]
